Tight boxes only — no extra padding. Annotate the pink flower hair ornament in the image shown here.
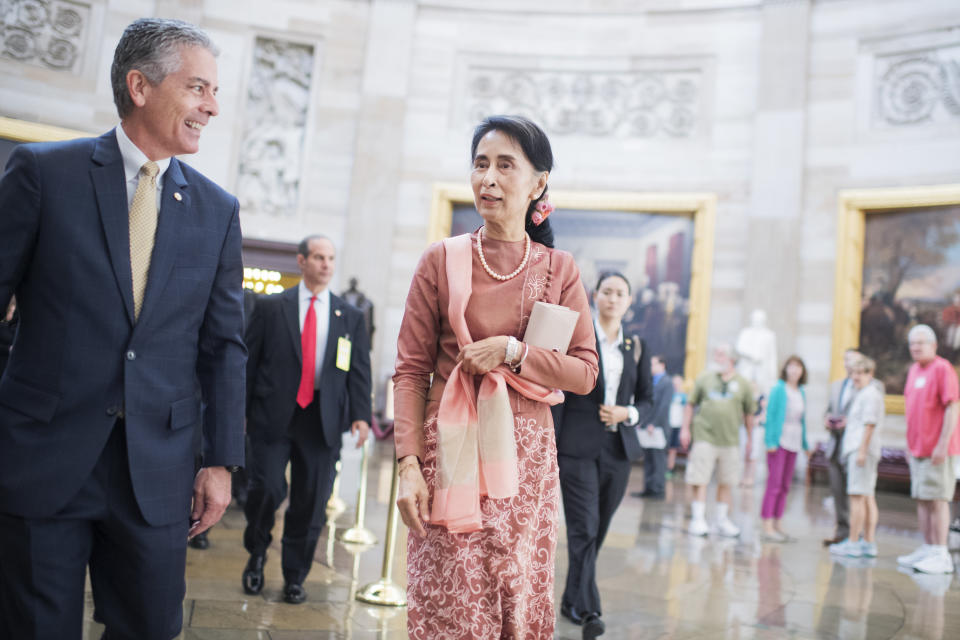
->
[531,197,554,226]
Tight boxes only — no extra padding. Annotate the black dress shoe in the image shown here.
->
[561,602,584,625]
[283,582,307,604]
[582,613,605,639]
[242,554,265,595]
[188,531,210,550]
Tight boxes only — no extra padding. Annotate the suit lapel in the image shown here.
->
[282,287,302,362]
[321,295,346,374]
[91,130,135,325]
[617,337,633,399]
[138,159,189,324]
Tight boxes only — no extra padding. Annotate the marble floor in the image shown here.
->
[82,440,960,639]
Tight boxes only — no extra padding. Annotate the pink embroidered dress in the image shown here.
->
[393,231,598,639]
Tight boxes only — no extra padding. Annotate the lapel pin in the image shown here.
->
[334,309,342,317]
[173,192,182,202]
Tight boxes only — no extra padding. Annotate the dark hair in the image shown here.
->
[595,270,631,293]
[651,354,667,367]
[471,115,554,248]
[111,18,218,119]
[780,355,808,386]
[298,234,333,257]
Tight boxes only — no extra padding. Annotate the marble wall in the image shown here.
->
[1,0,959,452]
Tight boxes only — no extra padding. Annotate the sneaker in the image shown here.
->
[859,541,878,558]
[714,518,740,538]
[829,539,861,557]
[913,550,954,574]
[688,518,709,537]
[950,518,960,533]
[897,544,933,568]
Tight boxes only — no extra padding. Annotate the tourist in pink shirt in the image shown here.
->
[897,324,960,574]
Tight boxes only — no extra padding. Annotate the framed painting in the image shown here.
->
[0,115,90,166]
[831,185,960,413]
[428,184,716,380]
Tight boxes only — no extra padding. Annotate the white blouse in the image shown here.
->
[594,318,640,429]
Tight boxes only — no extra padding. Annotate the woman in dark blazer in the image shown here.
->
[554,271,653,639]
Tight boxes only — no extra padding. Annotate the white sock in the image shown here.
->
[716,503,729,522]
[691,501,706,522]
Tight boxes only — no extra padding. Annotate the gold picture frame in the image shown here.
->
[0,115,91,143]
[831,184,960,414]
[428,183,717,382]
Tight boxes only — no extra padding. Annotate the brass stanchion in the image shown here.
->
[327,460,346,516]
[337,438,378,546]
[356,456,406,606]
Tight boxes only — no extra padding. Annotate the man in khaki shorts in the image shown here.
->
[681,344,757,536]
[897,325,960,574]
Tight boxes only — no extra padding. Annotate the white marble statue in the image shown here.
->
[736,309,778,396]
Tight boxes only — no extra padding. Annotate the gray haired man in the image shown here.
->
[0,18,245,639]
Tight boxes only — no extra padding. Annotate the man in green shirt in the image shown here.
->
[680,344,757,536]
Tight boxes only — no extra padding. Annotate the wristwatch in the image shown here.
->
[225,465,241,473]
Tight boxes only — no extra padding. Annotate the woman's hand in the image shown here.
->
[767,447,777,453]
[599,405,629,426]
[396,456,429,536]
[856,451,866,467]
[457,336,509,375]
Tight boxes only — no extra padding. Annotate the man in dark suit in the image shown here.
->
[553,315,652,637]
[242,235,371,604]
[0,18,245,639]
[823,348,859,546]
[638,354,674,498]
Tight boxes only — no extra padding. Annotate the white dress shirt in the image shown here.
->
[115,123,170,209]
[594,318,640,429]
[298,282,330,389]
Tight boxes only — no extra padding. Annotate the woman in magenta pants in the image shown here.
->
[761,356,809,541]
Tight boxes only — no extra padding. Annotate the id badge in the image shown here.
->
[336,336,352,372]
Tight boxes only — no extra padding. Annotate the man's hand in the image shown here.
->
[680,426,691,450]
[932,442,948,466]
[599,405,629,426]
[351,420,370,448]
[189,466,232,539]
[646,424,655,434]
[396,456,429,536]
[457,336,509,375]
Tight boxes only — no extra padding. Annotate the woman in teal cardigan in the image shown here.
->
[761,356,809,541]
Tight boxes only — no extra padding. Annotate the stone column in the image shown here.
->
[743,0,811,364]
[340,0,417,402]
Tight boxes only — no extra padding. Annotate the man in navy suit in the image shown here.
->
[242,235,371,604]
[0,18,245,640]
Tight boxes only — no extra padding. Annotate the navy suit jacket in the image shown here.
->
[554,333,653,462]
[0,130,246,526]
[245,285,372,446]
[647,374,674,430]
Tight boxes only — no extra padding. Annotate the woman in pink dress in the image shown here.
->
[393,115,599,639]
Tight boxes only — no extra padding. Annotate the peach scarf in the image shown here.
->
[431,233,563,533]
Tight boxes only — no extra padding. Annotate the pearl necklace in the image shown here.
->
[477,226,531,281]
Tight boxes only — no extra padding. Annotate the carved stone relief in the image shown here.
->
[465,66,702,138]
[874,44,960,127]
[0,0,89,74]
[237,36,315,218]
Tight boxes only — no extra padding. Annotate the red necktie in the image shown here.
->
[296,295,317,408]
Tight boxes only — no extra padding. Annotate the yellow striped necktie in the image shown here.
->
[129,161,159,320]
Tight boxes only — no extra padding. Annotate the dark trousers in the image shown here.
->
[828,430,849,539]
[643,443,667,495]
[243,397,339,585]
[0,422,188,640]
[558,432,631,617]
